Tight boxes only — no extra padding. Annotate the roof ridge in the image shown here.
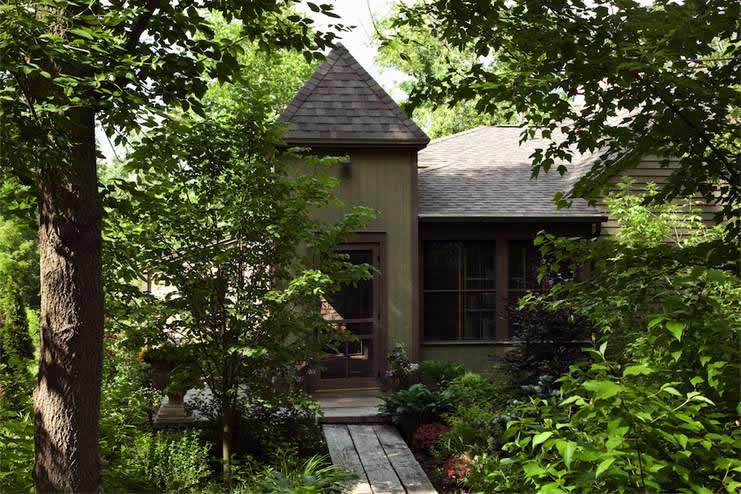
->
[332,46,428,141]
[277,43,429,148]
[426,126,489,146]
[277,46,344,124]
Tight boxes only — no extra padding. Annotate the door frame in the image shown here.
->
[317,234,385,390]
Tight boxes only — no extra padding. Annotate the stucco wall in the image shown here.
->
[311,150,418,357]
[421,344,512,372]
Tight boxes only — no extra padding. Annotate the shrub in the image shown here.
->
[446,372,514,412]
[435,405,508,457]
[194,402,326,463]
[419,359,465,389]
[121,430,211,492]
[0,288,34,409]
[378,383,456,436]
[382,343,419,391]
[442,453,472,487]
[0,404,34,493]
[464,453,528,493]
[466,188,741,493]
[411,423,449,453]
[239,452,353,494]
[504,299,592,387]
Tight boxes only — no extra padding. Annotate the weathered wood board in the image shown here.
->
[374,425,437,494]
[347,425,407,494]
[322,424,437,494]
[323,424,373,494]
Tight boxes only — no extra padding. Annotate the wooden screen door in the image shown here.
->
[320,243,382,386]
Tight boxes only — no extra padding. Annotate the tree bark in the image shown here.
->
[222,402,234,486]
[33,107,104,493]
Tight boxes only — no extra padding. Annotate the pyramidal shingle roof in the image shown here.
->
[277,43,429,149]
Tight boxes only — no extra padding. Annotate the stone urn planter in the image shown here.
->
[141,344,199,424]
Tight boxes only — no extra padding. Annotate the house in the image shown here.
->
[276,43,716,388]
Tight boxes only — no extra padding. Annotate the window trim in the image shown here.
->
[419,222,597,345]
[422,240,498,341]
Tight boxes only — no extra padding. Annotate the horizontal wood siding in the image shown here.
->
[598,158,721,236]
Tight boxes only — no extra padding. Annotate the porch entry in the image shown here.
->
[320,242,383,387]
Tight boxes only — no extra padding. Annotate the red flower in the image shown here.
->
[410,423,449,453]
[443,454,472,485]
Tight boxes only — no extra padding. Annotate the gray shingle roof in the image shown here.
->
[417,126,604,219]
[277,44,429,149]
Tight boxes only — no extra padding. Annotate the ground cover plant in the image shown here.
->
[0,10,359,490]
[0,1,347,487]
[382,185,740,493]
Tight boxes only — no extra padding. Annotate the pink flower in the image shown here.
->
[411,423,449,453]
[443,454,472,485]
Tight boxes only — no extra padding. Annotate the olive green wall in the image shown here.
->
[312,150,418,358]
[421,344,513,373]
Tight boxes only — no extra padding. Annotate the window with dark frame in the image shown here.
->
[507,240,546,338]
[422,234,587,342]
[423,240,497,341]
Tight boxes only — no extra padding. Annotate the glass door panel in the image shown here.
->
[320,247,379,381]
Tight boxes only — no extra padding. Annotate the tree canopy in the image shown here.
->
[0,0,347,489]
[373,1,513,138]
[386,0,739,232]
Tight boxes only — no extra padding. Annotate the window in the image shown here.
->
[423,241,496,341]
[507,240,545,337]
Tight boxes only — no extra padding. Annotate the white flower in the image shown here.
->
[408,363,419,372]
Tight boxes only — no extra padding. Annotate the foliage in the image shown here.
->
[106,87,374,477]
[0,287,33,409]
[446,371,515,413]
[411,423,450,453]
[0,0,345,487]
[192,402,325,465]
[495,344,741,493]
[236,452,352,494]
[98,337,160,490]
[419,360,465,389]
[382,343,419,391]
[202,13,317,121]
[379,383,456,436]
[436,406,501,457]
[0,0,345,173]
[116,430,212,493]
[504,299,593,387]
[442,453,473,487]
[0,212,38,308]
[373,1,513,138]
[387,0,740,233]
[0,404,34,493]
[461,188,740,492]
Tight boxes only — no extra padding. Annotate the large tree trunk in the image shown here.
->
[33,107,104,493]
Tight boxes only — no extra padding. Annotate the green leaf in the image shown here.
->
[540,483,566,494]
[623,364,653,376]
[532,431,553,449]
[596,457,615,477]
[68,27,95,40]
[523,461,545,477]
[661,386,682,397]
[583,380,625,399]
[675,433,688,450]
[665,321,685,341]
[560,395,585,406]
[555,440,577,469]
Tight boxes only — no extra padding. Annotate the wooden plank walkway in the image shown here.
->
[323,424,437,494]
